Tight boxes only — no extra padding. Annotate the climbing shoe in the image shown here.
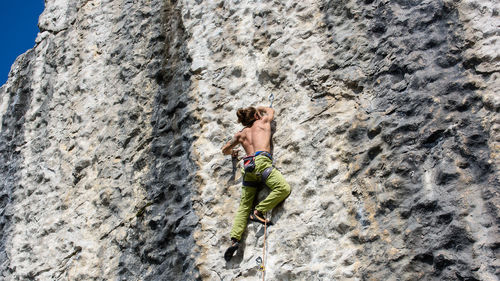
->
[224,239,240,261]
[249,210,273,226]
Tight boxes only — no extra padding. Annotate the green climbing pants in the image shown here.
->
[230,154,291,241]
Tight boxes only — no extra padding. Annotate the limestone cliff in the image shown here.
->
[0,0,498,280]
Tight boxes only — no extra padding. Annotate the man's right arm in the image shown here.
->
[257,106,274,122]
[221,134,240,155]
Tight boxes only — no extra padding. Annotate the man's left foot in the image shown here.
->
[224,239,239,261]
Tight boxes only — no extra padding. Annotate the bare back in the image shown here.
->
[221,106,275,156]
[236,119,272,155]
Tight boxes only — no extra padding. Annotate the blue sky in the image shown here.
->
[0,2,45,85]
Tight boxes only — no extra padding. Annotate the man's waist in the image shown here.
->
[254,151,272,159]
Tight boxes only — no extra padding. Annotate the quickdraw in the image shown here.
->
[269,93,274,108]
[256,256,265,272]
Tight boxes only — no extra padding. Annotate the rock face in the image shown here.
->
[0,0,498,280]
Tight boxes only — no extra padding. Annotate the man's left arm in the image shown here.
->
[257,106,274,122]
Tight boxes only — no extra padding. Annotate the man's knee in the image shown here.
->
[274,182,290,200]
[283,183,291,197]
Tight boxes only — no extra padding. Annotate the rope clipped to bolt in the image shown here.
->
[262,215,267,280]
[255,214,268,279]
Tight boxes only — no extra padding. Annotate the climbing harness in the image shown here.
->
[243,155,256,173]
[242,152,273,188]
[269,93,274,108]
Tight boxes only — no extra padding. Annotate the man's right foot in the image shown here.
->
[249,210,273,225]
[224,239,239,261]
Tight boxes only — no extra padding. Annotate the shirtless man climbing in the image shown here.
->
[221,106,291,261]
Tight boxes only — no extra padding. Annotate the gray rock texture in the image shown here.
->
[0,0,498,280]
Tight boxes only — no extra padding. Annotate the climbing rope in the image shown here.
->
[255,213,268,280]
[254,92,273,280]
[263,94,273,279]
[262,215,267,281]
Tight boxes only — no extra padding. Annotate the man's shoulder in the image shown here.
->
[253,119,271,127]
[235,129,247,138]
